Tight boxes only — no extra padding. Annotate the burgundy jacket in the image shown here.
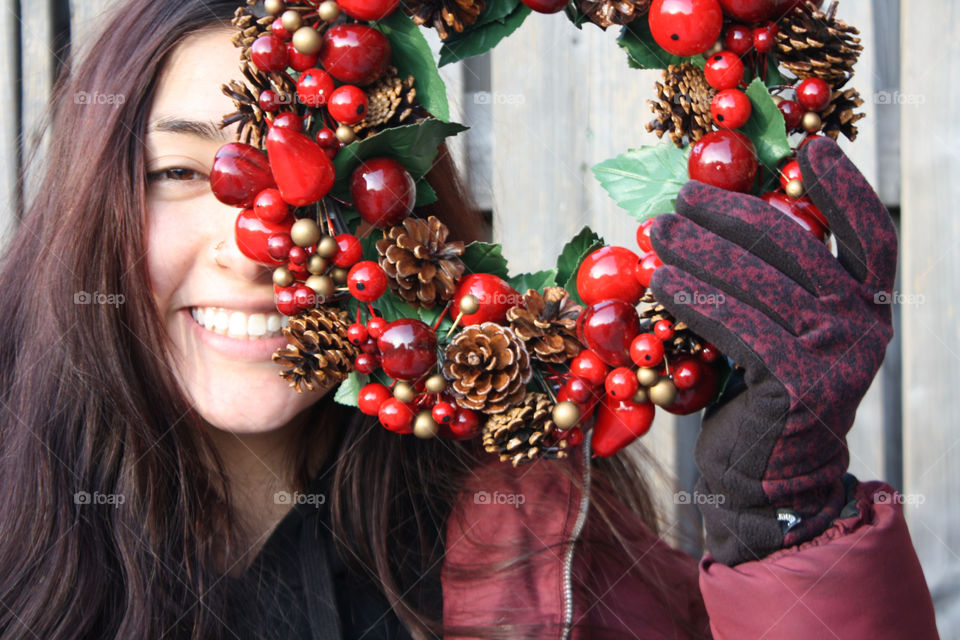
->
[442,436,939,639]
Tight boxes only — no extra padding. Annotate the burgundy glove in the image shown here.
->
[648,137,897,566]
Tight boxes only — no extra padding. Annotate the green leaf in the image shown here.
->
[507,269,557,294]
[414,180,438,207]
[359,232,381,262]
[438,4,531,67]
[416,304,453,338]
[372,289,421,322]
[461,241,509,279]
[473,0,521,28]
[764,54,784,89]
[591,144,690,222]
[555,226,603,288]
[740,78,791,171]
[373,12,449,122]
[563,1,591,30]
[331,119,469,201]
[617,20,705,70]
[334,371,369,407]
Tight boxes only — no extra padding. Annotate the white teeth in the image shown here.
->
[190,307,286,339]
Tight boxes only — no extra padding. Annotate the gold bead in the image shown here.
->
[632,387,648,404]
[290,218,321,248]
[280,9,302,32]
[636,367,659,387]
[424,374,447,393]
[307,253,328,275]
[273,266,294,288]
[459,294,479,315]
[802,111,822,133]
[648,378,677,407]
[335,125,356,144]
[292,26,322,56]
[552,401,581,430]
[316,235,339,258]
[331,267,348,284]
[413,411,438,439]
[785,178,804,199]
[393,381,415,403]
[318,0,341,22]
[305,275,334,299]
[264,0,285,16]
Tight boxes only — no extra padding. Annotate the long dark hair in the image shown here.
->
[0,1,706,638]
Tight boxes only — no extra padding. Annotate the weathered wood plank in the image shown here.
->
[0,2,20,238]
[19,0,57,210]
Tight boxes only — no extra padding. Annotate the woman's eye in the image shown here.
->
[148,168,206,183]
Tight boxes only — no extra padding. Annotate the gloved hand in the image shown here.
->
[648,137,897,566]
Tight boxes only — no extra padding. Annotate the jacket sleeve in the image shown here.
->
[698,479,940,639]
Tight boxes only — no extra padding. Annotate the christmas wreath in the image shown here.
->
[212,0,864,464]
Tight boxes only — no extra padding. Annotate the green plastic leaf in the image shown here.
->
[334,371,369,407]
[740,78,791,171]
[359,232,381,262]
[416,304,453,339]
[461,241,509,279]
[372,290,421,323]
[438,4,531,67]
[554,226,603,288]
[617,20,705,70]
[373,12,449,122]
[764,54,784,89]
[415,180,438,207]
[563,1,591,30]
[473,0,521,28]
[507,269,557,294]
[591,144,690,222]
[331,119,469,200]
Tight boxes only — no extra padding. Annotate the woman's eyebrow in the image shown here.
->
[148,117,226,141]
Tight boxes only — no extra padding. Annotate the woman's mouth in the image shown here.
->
[189,306,289,339]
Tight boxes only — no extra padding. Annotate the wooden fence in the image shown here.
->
[1,0,957,635]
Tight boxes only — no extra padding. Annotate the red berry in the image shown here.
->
[328,85,368,125]
[605,367,640,400]
[629,333,665,368]
[779,159,802,190]
[634,251,663,289]
[333,233,363,268]
[449,408,481,438]
[778,99,804,131]
[377,319,437,380]
[672,357,701,390]
[653,319,675,341]
[711,88,752,129]
[751,24,775,53]
[636,219,654,253]
[293,284,315,310]
[360,337,379,354]
[316,128,337,148]
[704,51,745,91]
[648,0,724,57]
[760,192,827,241]
[275,286,299,316]
[286,42,319,72]
[319,25,390,86]
[577,300,641,367]
[592,396,655,457]
[347,260,388,302]
[271,18,292,41]
[719,0,774,22]
[235,209,294,265]
[723,24,753,55]
[210,142,276,208]
[796,77,832,112]
[337,0,401,21]
[288,245,307,265]
[562,376,596,404]
[350,158,416,228]
[700,343,720,362]
[566,427,584,446]
[358,383,392,416]
[267,233,293,261]
[251,35,288,72]
[347,322,368,345]
[576,246,645,306]
[296,68,335,108]
[354,352,381,374]
[569,350,609,388]
[254,188,289,224]
[520,0,568,12]
[664,355,720,415]
[366,316,388,339]
[432,401,456,425]
[378,398,414,433]
[259,90,281,113]
[265,126,335,207]
[451,273,519,325]
[688,129,758,193]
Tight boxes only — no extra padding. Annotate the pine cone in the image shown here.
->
[376,216,466,308]
[222,64,298,148]
[442,323,531,414]
[403,0,485,41]
[506,287,583,364]
[351,66,428,140]
[819,87,865,141]
[578,0,650,29]
[646,63,715,148]
[776,1,862,89]
[272,306,359,393]
[482,393,570,467]
[230,6,276,63]
[639,290,705,358]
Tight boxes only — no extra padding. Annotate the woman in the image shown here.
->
[0,1,939,639]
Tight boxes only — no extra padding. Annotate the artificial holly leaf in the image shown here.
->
[563,1,592,30]
[591,143,690,222]
[473,0,521,28]
[438,3,531,67]
[461,241,509,279]
[359,232,381,262]
[334,371,369,407]
[617,20,705,70]
[507,269,558,294]
[740,78,791,171]
[764,54,784,89]
[330,119,469,201]
[372,288,421,322]
[373,11,450,122]
[415,180,438,206]
[416,304,453,339]
[555,226,603,287]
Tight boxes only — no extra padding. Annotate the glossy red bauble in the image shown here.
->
[569,350,609,388]
[711,88,752,129]
[723,24,753,55]
[636,218,654,253]
[272,113,303,132]
[718,0,773,21]
[275,286,299,316]
[665,355,721,414]
[378,398,414,433]
[235,209,295,265]
[328,85,369,125]
[211,142,276,208]
[630,332,665,368]
[267,233,294,261]
[557,380,601,422]
[358,382,392,416]
[337,0,401,20]
[451,274,519,325]
[319,25,391,86]
[296,68,335,107]
[654,319,675,341]
[796,77,832,112]
[576,246,645,306]
[760,192,827,241]
[331,234,360,267]
[605,367,640,400]
[751,23,775,53]
[634,251,663,289]
[700,343,721,362]
[448,408,481,438]
[520,0,568,13]
[366,316,388,339]
[432,401,457,425]
[688,129,758,193]
[648,0,723,57]
[271,18,292,41]
[671,357,702,390]
[704,51,745,91]
[347,322,369,345]
[266,126,335,206]
[778,99,804,131]
[592,396,656,457]
[251,34,288,72]
[376,318,438,380]
[350,157,416,228]
[779,159,802,191]
[293,284,316,310]
[347,260,388,302]
[577,300,641,367]
[562,376,597,404]
[360,337,379,354]
[286,42,319,72]
[253,188,290,224]
[288,245,307,265]
[354,352,381,374]
[259,90,281,113]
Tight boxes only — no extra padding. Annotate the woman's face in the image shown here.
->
[145,29,328,434]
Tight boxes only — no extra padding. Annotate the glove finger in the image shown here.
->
[797,137,897,293]
[651,214,821,337]
[674,180,850,299]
